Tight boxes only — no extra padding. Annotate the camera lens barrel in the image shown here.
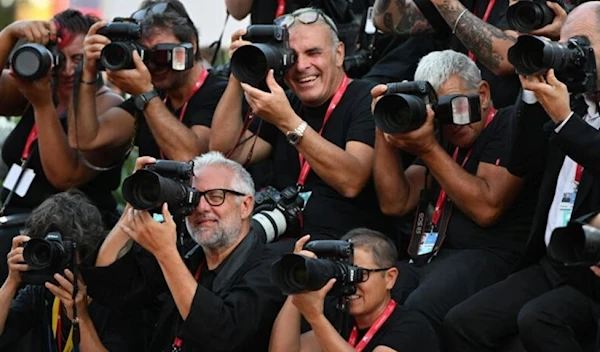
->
[507,1,555,32]
[508,35,580,76]
[252,209,288,244]
[231,44,284,87]
[373,93,428,134]
[100,42,138,71]
[23,238,65,271]
[11,43,55,81]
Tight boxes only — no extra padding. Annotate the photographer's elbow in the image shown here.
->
[473,207,502,228]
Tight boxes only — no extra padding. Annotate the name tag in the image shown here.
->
[3,163,35,197]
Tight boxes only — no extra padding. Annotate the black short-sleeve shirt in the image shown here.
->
[250,79,386,239]
[118,71,227,158]
[415,107,538,255]
[343,305,440,352]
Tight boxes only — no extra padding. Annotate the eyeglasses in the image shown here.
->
[196,189,246,207]
[274,8,338,34]
[358,267,392,282]
[131,2,193,26]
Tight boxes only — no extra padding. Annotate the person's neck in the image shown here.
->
[166,63,204,109]
[354,295,392,330]
[203,224,250,271]
[303,70,345,108]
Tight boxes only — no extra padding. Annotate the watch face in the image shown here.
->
[288,133,301,144]
[134,96,145,111]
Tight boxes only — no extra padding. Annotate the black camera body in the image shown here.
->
[21,232,74,285]
[508,35,597,94]
[122,160,200,217]
[10,42,63,81]
[271,240,364,296]
[548,213,600,267]
[97,18,145,71]
[252,186,304,243]
[507,0,566,33]
[230,25,296,90]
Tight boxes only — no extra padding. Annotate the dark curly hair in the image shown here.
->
[52,9,100,49]
[21,189,107,264]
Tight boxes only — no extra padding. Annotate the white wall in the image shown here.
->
[100,0,249,48]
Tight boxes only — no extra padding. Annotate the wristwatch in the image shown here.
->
[134,89,160,111]
[286,121,308,145]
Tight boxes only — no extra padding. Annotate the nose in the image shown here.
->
[61,59,76,77]
[197,194,213,212]
[294,53,311,72]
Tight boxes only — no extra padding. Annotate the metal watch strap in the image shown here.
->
[286,121,308,145]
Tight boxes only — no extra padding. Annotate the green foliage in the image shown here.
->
[113,147,139,212]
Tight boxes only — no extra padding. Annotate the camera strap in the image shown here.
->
[52,298,74,352]
[347,299,397,352]
[467,0,496,62]
[160,68,209,160]
[296,74,350,188]
[408,108,497,264]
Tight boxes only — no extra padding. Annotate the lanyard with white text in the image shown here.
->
[52,297,74,352]
[160,68,209,159]
[347,299,397,352]
[297,75,350,187]
[276,0,286,17]
[431,108,497,226]
[467,0,496,62]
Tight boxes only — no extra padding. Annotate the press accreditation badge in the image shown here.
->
[299,191,312,208]
[3,163,35,197]
[558,183,578,227]
[417,231,439,255]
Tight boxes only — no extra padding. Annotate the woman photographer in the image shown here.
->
[0,10,124,282]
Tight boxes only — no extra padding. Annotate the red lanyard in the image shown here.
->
[297,75,350,187]
[347,299,397,352]
[467,0,496,62]
[22,125,38,160]
[57,302,64,352]
[431,108,497,225]
[160,68,209,159]
[575,164,584,184]
[172,259,205,350]
[276,0,286,17]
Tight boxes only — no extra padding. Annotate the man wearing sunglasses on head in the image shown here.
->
[71,0,227,164]
[269,229,440,352]
[211,8,388,242]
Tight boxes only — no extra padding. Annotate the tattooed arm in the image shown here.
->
[373,0,435,35]
[432,0,517,75]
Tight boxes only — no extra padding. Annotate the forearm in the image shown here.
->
[0,280,19,335]
[225,0,253,20]
[143,99,204,161]
[374,131,417,215]
[308,315,355,352]
[157,249,197,320]
[34,103,95,189]
[420,144,500,226]
[209,76,246,154]
[69,69,101,150]
[373,0,434,35]
[78,312,108,352]
[96,226,133,267]
[290,121,370,198]
[269,297,302,352]
[431,0,516,75]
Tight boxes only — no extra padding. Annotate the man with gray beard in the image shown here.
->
[81,151,286,352]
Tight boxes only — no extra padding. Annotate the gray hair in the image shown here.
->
[288,7,340,49]
[341,228,397,268]
[193,151,255,197]
[414,50,482,92]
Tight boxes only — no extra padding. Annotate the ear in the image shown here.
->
[335,41,345,68]
[478,80,492,111]
[240,195,254,220]
[385,266,399,290]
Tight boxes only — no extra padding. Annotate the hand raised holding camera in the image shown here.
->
[83,21,110,75]
[519,69,571,124]
[45,269,91,322]
[6,235,31,286]
[528,1,568,40]
[6,20,57,45]
[382,106,439,156]
[106,50,153,96]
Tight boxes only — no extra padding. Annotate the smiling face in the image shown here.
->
[56,34,85,98]
[347,248,397,320]
[185,165,252,251]
[439,74,490,148]
[140,28,190,91]
[284,22,345,107]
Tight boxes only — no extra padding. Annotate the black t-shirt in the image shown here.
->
[415,107,538,255]
[251,79,386,239]
[118,71,227,158]
[1,107,120,224]
[342,305,440,352]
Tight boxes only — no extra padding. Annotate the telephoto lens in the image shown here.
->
[507,0,555,32]
[548,214,600,267]
[10,43,58,81]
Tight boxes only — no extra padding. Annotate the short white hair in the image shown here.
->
[414,50,482,92]
[193,151,255,196]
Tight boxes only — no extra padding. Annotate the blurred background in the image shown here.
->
[0,0,249,59]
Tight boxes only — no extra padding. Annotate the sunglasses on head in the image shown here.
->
[131,2,193,26]
[274,8,338,34]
